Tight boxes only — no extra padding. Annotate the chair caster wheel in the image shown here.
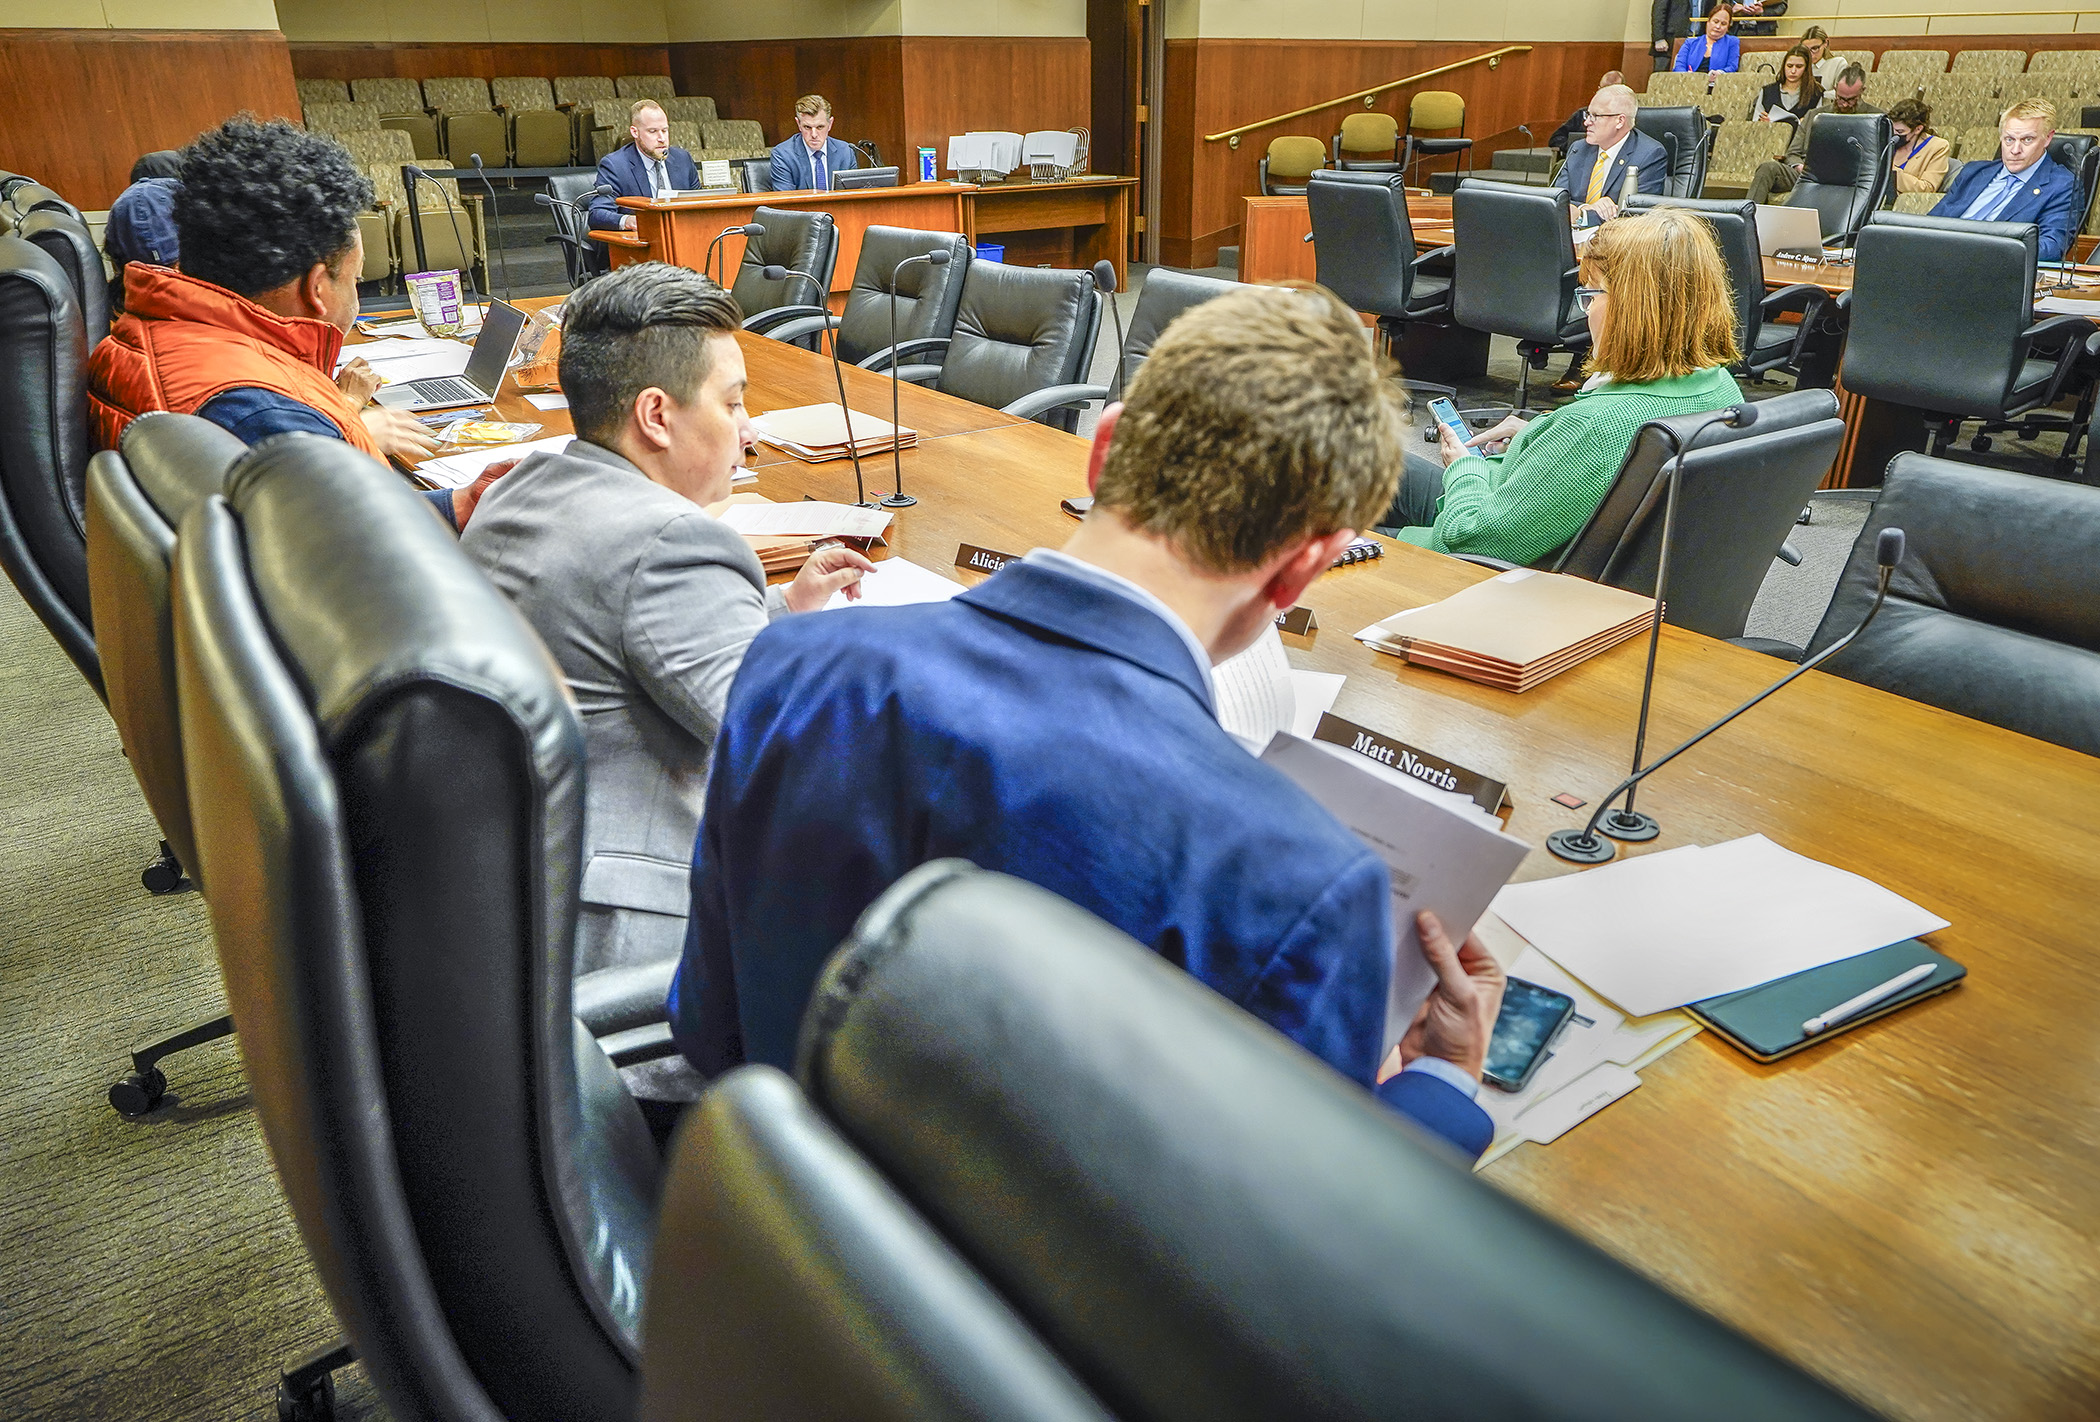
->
[278,1371,336,1422]
[109,1067,166,1117]
[1970,435,1992,452]
[141,861,184,894]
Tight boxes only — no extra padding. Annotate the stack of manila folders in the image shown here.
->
[753,403,916,463]
[1357,569,1655,692]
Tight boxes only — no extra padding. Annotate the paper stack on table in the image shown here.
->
[416,434,574,487]
[753,403,916,462]
[1355,569,1655,692]
[717,500,892,539]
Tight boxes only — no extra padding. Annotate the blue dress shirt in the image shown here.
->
[194,387,457,529]
[1960,167,2024,222]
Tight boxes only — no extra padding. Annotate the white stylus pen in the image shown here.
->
[1801,963,1936,1036]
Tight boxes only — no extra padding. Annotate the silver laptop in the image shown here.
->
[374,300,529,412]
[1755,203,1828,257]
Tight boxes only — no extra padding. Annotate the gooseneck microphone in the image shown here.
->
[883,247,954,509]
[764,261,868,505]
[469,154,513,302]
[1546,526,1908,865]
[1093,259,1127,397]
[1593,403,1760,846]
[1660,130,1679,195]
[404,165,475,294]
[706,222,764,289]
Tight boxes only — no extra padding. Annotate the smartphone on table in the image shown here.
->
[1425,396,1471,448]
[1483,976,1578,1092]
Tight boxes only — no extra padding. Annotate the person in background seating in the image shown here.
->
[591,100,700,232]
[1753,46,1822,127]
[1549,71,1626,156]
[101,174,178,313]
[1887,99,1952,195]
[1552,84,1668,227]
[1673,4,1740,74]
[1800,27,1846,92]
[1745,65,1876,204]
[1932,98,2080,263]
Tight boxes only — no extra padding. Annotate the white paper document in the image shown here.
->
[1214,625,1295,745]
[822,557,966,611]
[717,501,892,539]
[525,392,570,410]
[1288,670,1345,738]
[1260,734,1531,1048]
[362,348,476,384]
[1491,834,1950,1017]
[416,433,574,488]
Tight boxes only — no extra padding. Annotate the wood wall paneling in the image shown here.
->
[899,36,1091,180]
[0,28,300,211]
[289,41,672,82]
[670,37,906,164]
[1158,38,1624,268]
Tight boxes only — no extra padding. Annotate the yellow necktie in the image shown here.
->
[1586,151,1607,204]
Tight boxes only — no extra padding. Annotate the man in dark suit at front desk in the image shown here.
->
[590,100,699,232]
[668,284,1508,1161]
[1932,98,2081,264]
[768,93,858,191]
[1552,84,1668,226]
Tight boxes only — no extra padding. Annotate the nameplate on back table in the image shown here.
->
[956,543,1020,575]
[1313,712,1511,817]
[1275,605,1319,636]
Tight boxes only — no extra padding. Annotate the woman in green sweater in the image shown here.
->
[1380,207,1743,567]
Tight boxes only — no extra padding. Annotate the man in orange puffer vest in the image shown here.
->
[87,116,477,523]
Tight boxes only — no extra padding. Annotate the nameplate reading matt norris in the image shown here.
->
[1313,712,1512,817]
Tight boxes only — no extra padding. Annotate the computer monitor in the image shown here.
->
[832,166,900,192]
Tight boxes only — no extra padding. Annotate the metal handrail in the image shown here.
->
[1203,45,1532,146]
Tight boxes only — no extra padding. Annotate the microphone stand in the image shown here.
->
[403,165,475,296]
[1092,258,1127,396]
[1592,405,1758,845]
[1547,527,1908,865]
[469,153,513,302]
[883,247,954,508]
[764,262,869,506]
[705,221,763,289]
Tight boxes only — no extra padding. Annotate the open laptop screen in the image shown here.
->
[464,300,529,393]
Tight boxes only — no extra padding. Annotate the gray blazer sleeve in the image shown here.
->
[623,510,774,746]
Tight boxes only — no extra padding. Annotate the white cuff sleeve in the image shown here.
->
[1401,1055,1482,1100]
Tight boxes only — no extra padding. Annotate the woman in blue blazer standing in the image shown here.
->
[1673,3,1742,73]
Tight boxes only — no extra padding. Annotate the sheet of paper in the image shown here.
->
[1491,835,1950,1017]
[416,433,574,488]
[822,557,967,611]
[355,307,483,339]
[361,348,475,384]
[1260,733,1531,1048]
[1214,625,1294,746]
[717,501,892,538]
[525,392,570,410]
[1287,670,1345,739]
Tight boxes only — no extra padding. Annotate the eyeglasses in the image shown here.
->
[1585,110,1632,124]
[1574,287,1605,314]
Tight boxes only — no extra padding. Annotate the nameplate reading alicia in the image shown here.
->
[956,542,1020,575]
[1312,712,1512,817]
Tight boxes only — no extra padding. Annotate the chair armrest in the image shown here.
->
[892,363,943,386]
[1003,383,1112,422]
[598,1021,682,1068]
[1777,540,1804,567]
[855,336,950,372]
[1412,244,1455,271]
[1446,553,1519,572]
[573,958,677,1038]
[764,312,838,346]
[742,302,829,333]
[2021,313,2097,403]
[1727,636,1805,661]
[1759,282,1826,318]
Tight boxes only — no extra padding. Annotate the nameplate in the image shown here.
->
[955,542,1020,575]
[1275,605,1319,636]
[1313,713,1512,817]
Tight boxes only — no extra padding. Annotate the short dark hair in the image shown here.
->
[559,262,744,445]
[174,116,370,299]
[1887,98,1931,131]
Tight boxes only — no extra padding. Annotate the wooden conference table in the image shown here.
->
[591,174,1139,294]
[388,305,2100,1422]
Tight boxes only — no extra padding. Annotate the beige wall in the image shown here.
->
[274,0,667,42]
[904,0,1084,37]
[1764,2,2093,37]
[661,0,1081,41]
[1171,0,1640,42]
[0,0,279,26]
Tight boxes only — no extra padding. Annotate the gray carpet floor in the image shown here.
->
[0,269,1886,1419]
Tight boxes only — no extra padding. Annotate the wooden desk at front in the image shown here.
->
[414,312,2100,1422]
[590,175,1139,294]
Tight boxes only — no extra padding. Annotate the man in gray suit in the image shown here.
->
[460,264,871,992]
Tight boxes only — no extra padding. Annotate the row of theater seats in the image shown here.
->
[295,74,766,171]
[0,178,1880,1408]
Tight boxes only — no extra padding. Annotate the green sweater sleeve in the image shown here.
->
[1412,401,1628,567]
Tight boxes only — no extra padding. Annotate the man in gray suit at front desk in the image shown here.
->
[459,264,871,987]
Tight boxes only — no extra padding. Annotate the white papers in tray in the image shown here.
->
[1491,834,1950,1017]
[822,557,967,611]
[417,433,574,488]
[717,501,892,538]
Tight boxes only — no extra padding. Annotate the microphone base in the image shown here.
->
[1545,828,1618,865]
[879,493,917,508]
[1597,807,1660,843]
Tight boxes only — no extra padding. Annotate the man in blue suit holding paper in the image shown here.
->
[668,284,1508,1161]
[1932,98,2081,263]
[768,93,859,192]
[590,100,700,232]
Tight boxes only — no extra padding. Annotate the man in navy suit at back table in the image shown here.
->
[768,93,859,192]
[590,99,700,232]
[1552,84,1669,226]
[1932,98,2082,265]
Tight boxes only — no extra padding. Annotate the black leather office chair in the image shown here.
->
[17,210,109,350]
[174,433,663,1422]
[1786,112,1892,244]
[766,225,971,366]
[732,206,839,335]
[999,267,1238,424]
[0,236,98,695]
[1625,194,1832,381]
[736,157,772,193]
[1792,454,2100,756]
[2047,132,2100,227]
[1450,179,1589,410]
[1307,170,1453,356]
[1841,212,2095,470]
[901,262,1102,434]
[4,182,82,226]
[640,861,1877,1422]
[539,173,610,287]
[1635,106,1712,198]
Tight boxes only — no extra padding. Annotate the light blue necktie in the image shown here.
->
[1964,167,2023,223]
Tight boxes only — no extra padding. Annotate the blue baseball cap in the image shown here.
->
[106,176,181,268]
